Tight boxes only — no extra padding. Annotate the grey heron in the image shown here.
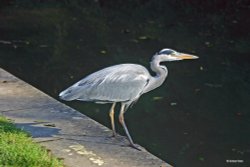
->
[59,48,198,150]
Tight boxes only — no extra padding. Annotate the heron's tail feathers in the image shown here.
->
[59,86,87,101]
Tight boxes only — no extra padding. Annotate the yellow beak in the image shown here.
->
[178,53,199,59]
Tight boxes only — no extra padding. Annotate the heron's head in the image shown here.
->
[155,48,198,61]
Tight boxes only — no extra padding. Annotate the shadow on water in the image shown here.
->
[0,1,250,166]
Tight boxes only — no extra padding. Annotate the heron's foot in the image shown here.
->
[129,143,142,151]
[111,132,117,138]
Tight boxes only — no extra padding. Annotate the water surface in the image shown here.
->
[1,2,249,166]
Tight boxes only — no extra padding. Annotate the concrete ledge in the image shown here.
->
[0,68,172,167]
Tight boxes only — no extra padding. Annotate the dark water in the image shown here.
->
[1,2,250,167]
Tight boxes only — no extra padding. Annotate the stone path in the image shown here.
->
[0,68,172,167]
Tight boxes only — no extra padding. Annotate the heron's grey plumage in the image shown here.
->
[59,64,150,106]
[59,48,198,150]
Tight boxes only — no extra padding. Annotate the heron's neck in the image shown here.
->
[150,56,168,77]
[143,56,168,93]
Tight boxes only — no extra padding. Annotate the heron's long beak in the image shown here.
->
[178,53,199,59]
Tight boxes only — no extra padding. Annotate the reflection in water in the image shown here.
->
[0,2,249,167]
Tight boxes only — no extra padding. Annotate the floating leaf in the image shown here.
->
[236,112,242,116]
[130,39,139,43]
[170,102,177,106]
[204,41,213,47]
[39,45,48,48]
[0,40,11,44]
[152,96,163,100]
[121,29,131,34]
[232,148,236,152]
[198,156,205,161]
[100,50,107,54]
[232,20,238,24]
[195,88,201,92]
[204,83,223,88]
[138,36,148,40]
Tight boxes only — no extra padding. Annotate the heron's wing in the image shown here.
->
[59,64,150,102]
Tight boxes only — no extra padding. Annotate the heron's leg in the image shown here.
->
[109,102,117,137]
[119,103,141,151]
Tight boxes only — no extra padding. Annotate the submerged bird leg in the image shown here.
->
[109,102,117,137]
[119,103,141,151]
